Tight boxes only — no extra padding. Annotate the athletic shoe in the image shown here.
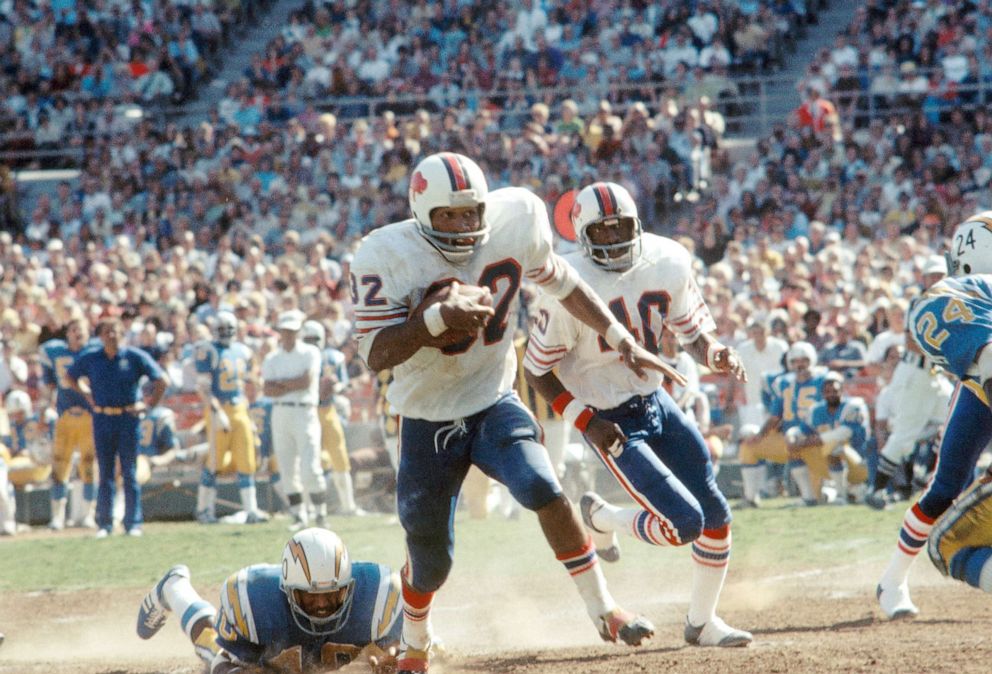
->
[736,497,761,509]
[580,492,621,563]
[865,490,891,511]
[136,565,190,639]
[597,607,654,646]
[396,641,431,673]
[0,631,4,647]
[126,527,143,537]
[195,509,218,525]
[245,510,270,524]
[876,582,918,620]
[80,514,97,529]
[684,616,753,647]
[94,528,111,539]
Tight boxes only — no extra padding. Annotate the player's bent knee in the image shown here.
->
[405,536,453,592]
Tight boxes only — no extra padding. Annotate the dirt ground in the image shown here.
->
[2,554,991,674]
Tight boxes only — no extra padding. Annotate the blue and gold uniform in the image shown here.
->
[195,340,256,476]
[39,338,97,504]
[2,412,55,487]
[740,368,827,465]
[136,406,180,485]
[319,347,350,474]
[213,563,402,670]
[797,395,871,496]
[68,341,164,534]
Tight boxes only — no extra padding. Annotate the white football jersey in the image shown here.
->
[351,187,568,421]
[525,233,715,410]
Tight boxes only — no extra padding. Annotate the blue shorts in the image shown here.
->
[397,392,562,590]
[592,390,730,543]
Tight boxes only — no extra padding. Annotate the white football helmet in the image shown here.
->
[5,389,31,417]
[946,211,992,276]
[408,152,490,263]
[571,182,642,271]
[301,320,326,350]
[213,311,237,345]
[786,341,818,370]
[281,528,355,635]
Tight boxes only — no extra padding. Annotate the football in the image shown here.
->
[410,281,487,346]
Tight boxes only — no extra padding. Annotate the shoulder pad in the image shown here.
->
[219,568,259,643]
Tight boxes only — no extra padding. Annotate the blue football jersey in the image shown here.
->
[800,397,870,453]
[770,368,827,430]
[3,413,55,456]
[908,275,992,379]
[39,339,95,413]
[137,406,179,457]
[214,563,402,670]
[319,348,349,408]
[249,397,273,459]
[194,341,253,405]
[760,370,787,414]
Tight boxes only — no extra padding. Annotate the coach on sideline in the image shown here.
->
[261,310,326,531]
[68,317,167,538]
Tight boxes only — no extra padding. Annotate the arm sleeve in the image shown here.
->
[138,348,165,380]
[194,342,215,374]
[523,291,581,376]
[350,239,410,364]
[214,573,265,665]
[66,353,85,381]
[370,567,404,648]
[519,189,578,300]
[664,244,717,343]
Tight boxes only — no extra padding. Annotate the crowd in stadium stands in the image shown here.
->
[3,0,992,520]
[0,0,267,159]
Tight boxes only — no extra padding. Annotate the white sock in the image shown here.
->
[196,485,216,517]
[162,574,215,640]
[596,503,681,546]
[790,464,815,501]
[558,537,615,621]
[291,501,309,525]
[688,527,732,626]
[239,486,258,514]
[979,557,992,593]
[829,465,848,503]
[880,503,935,589]
[332,471,357,512]
[50,497,67,528]
[740,464,765,501]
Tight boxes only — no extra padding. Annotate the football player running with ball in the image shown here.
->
[351,153,683,673]
[524,181,752,647]
[878,212,992,617]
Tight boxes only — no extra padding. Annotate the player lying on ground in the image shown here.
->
[136,528,403,673]
[524,181,752,647]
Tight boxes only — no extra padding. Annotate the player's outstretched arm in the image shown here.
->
[557,278,687,386]
[525,367,627,458]
[366,282,495,372]
[684,332,747,382]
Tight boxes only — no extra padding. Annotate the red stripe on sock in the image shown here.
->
[911,502,936,525]
[702,525,730,539]
[556,535,595,562]
[401,567,434,610]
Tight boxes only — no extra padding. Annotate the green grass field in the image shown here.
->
[0,499,910,594]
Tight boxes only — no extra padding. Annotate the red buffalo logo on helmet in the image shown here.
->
[410,171,428,201]
[570,200,582,223]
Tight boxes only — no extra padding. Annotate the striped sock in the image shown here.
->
[557,535,614,621]
[688,526,732,626]
[630,510,682,546]
[949,547,992,592]
[401,565,435,650]
[880,503,936,589]
[162,576,215,640]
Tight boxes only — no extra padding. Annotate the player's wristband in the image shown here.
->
[604,323,633,350]
[706,342,724,369]
[422,303,448,337]
[551,391,595,433]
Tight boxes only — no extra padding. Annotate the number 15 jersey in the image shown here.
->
[351,187,574,421]
[524,233,714,410]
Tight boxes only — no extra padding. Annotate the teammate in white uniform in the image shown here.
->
[261,310,325,531]
[351,153,680,673]
[525,182,752,648]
